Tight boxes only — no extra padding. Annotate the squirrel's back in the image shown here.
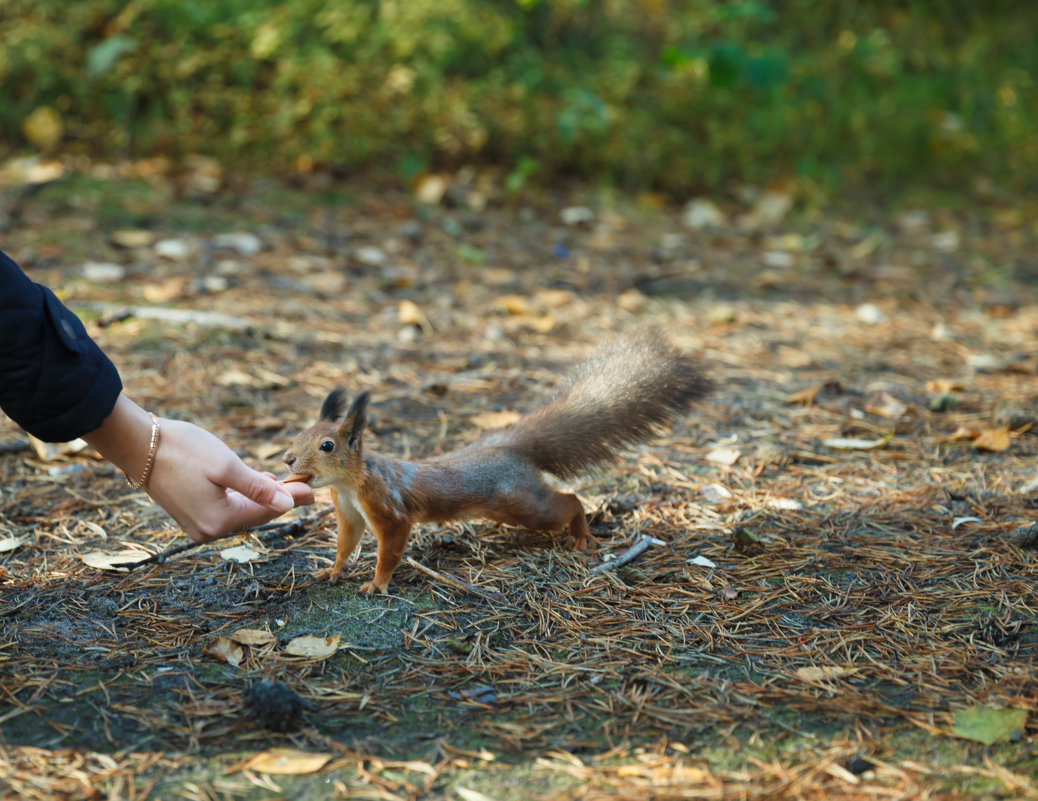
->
[485,332,711,479]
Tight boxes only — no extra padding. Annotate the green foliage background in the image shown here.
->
[1,0,1035,196]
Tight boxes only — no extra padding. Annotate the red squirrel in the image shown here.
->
[283,332,711,594]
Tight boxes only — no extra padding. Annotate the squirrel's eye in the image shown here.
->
[319,440,335,453]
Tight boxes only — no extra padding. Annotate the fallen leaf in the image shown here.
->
[951,706,1028,745]
[399,299,431,330]
[865,392,908,419]
[456,787,500,801]
[220,545,262,563]
[27,435,88,463]
[231,628,278,647]
[787,385,823,405]
[142,277,189,302]
[926,378,964,394]
[705,446,741,465]
[796,666,859,682]
[110,229,156,248]
[414,174,447,205]
[974,427,1011,452]
[822,433,893,450]
[951,516,983,530]
[283,634,340,660]
[688,555,717,568]
[204,636,244,667]
[700,483,732,503]
[494,295,533,315]
[776,345,811,368]
[80,550,151,572]
[536,289,576,308]
[0,536,24,553]
[507,313,555,334]
[244,748,332,775]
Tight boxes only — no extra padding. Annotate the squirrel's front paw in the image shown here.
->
[358,580,387,596]
[314,567,343,582]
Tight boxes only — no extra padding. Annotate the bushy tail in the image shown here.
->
[499,332,711,479]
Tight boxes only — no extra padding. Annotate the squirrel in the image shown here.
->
[283,332,711,594]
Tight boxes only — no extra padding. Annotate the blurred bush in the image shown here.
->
[1,0,1035,197]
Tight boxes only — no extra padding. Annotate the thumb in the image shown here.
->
[219,459,294,513]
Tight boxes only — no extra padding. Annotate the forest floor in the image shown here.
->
[0,162,1035,800]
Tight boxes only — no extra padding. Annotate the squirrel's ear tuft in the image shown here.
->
[319,388,348,422]
[342,391,371,451]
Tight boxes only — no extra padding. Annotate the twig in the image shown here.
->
[587,534,660,576]
[74,301,252,331]
[114,506,333,571]
[404,555,506,603]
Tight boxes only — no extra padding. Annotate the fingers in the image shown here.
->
[219,458,295,513]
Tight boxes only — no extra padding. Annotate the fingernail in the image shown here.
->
[272,491,293,512]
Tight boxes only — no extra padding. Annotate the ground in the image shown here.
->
[0,165,1035,800]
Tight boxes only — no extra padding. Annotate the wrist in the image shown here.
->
[83,395,159,486]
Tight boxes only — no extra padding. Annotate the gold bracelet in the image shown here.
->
[126,413,161,490]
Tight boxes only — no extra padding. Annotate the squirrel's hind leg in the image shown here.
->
[554,493,593,550]
[494,490,593,550]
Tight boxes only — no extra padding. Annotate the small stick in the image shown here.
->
[587,534,660,576]
[114,506,333,571]
[404,556,506,603]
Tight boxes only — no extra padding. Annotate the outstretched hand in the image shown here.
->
[145,419,314,543]
[84,395,314,543]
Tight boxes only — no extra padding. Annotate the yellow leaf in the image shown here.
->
[510,313,555,334]
[110,229,156,249]
[204,636,244,667]
[947,425,979,441]
[787,385,823,405]
[230,628,278,647]
[80,550,151,572]
[536,289,576,308]
[283,634,340,660]
[974,427,1011,452]
[926,378,964,394]
[399,299,431,330]
[245,748,332,775]
[494,295,533,315]
[142,277,189,303]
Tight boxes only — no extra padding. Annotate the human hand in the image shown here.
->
[84,395,314,543]
[146,419,315,542]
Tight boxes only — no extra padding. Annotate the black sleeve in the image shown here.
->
[0,249,123,442]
